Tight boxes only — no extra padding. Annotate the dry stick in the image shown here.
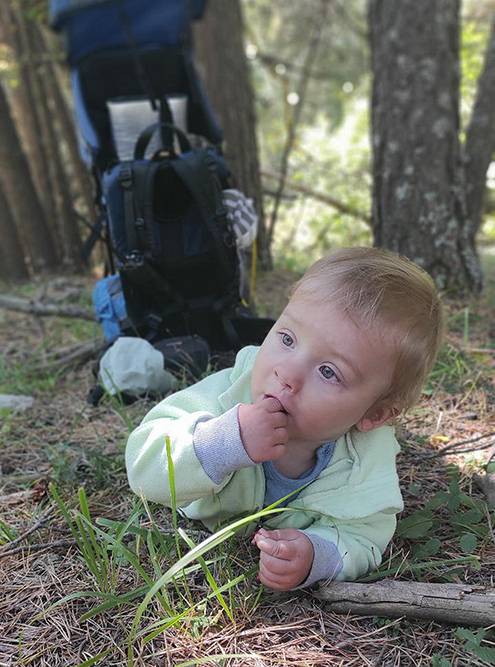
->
[33,338,106,372]
[0,294,95,321]
[0,539,76,559]
[0,506,55,552]
[266,0,332,247]
[421,432,495,459]
[315,580,495,627]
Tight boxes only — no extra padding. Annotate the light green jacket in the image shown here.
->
[126,346,404,581]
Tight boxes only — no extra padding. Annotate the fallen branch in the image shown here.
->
[0,294,95,321]
[314,580,495,627]
[0,539,76,559]
[33,338,106,372]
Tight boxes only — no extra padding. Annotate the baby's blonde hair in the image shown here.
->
[290,247,444,411]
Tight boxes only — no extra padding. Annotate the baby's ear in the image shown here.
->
[355,403,396,433]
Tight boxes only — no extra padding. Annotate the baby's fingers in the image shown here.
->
[254,533,291,560]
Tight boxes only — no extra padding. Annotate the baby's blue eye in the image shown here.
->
[280,332,294,347]
[319,365,337,381]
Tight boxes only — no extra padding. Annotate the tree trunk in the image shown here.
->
[369,0,482,294]
[1,2,59,231]
[464,15,495,235]
[0,82,58,273]
[29,21,84,270]
[38,23,97,234]
[193,0,269,268]
[0,184,29,282]
[315,580,495,627]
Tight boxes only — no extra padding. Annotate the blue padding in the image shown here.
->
[92,274,128,342]
[71,70,100,165]
[51,0,207,64]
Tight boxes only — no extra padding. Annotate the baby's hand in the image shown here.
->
[252,528,314,590]
[238,396,288,463]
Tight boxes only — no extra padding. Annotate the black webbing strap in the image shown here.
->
[118,163,139,251]
[169,150,234,280]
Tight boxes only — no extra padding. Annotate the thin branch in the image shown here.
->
[262,169,371,224]
[0,506,55,553]
[0,539,76,559]
[267,0,333,247]
[420,432,495,459]
[33,338,106,372]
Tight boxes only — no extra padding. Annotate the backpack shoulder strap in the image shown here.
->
[170,150,235,278]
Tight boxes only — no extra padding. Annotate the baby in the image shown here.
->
[126,247,443,590]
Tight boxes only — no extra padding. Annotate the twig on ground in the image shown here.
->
[0,294,95,321]
[420,431,495,459]
[0,506,55,552]
[33,338,106,372]
[0,539,76,558]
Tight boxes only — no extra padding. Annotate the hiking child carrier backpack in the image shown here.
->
[103,119,252,349]
[51,0,273,353]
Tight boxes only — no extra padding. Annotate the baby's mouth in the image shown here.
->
[264,393,289,415]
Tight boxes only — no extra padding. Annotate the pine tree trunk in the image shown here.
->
[0,82,58,273]
[193,0,270,268]
[0,184,29,281]
[2,3,59,231]
[369,0,482,294]
[464,16,495,235]
[37,24,97,234]
[28,21,83,269]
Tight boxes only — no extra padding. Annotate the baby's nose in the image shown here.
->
[274,366,300,392]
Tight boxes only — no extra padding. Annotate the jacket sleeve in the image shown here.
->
[125,351,250,508]
[303,510,398,581]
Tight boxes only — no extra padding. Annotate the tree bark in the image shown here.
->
[193,0,269,267]
[369,0,482,294]
[464,15,495,236]
[37,24,97,235]
[315,580,495,626]
[2,2,59,232]
[0,82,58,273]
[29,20,84,269]
[0,185,29,281]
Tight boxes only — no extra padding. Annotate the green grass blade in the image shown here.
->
[165,435,182,558]
[127,504,288,652]
[178,527,234,623]
[75,649,112,667]
[49,483,83,550]
[359,555,480,582]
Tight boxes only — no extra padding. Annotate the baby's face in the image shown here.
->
[250,296,396,450]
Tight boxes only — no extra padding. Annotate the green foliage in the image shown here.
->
[455,628,495,664]
[0,353,60,394]
[431,656,452,667]
[424,343,481,396]
[45,446,299,666]
[47,441,125,492]
[0,518,18,545]
[360,470,491,582]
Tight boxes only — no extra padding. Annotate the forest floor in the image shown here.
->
[0,252,494,666]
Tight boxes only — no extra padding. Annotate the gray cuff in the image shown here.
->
[297,533,343,588]
[193,405,254,484]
